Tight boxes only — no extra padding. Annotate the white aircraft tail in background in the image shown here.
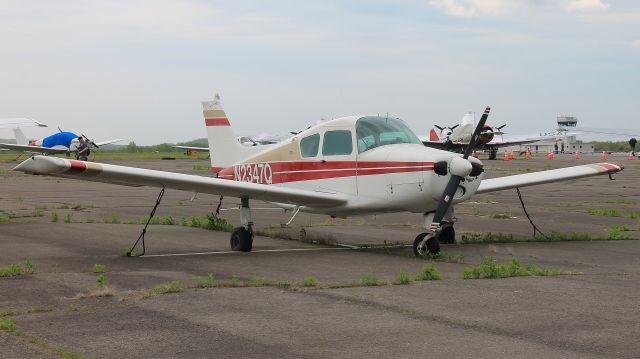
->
[12,127,29,145]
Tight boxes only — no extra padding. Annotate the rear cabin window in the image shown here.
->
[322,130,353,156]
[300,133,320,157]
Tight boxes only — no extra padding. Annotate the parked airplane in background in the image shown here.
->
[14,94,623,258]
[423,112,559,159]
[0,126,123,155]
[0,118,48,151]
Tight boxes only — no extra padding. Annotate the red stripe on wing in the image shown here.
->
[67,160,88,174]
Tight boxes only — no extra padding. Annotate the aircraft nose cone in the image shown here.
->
[449,156,472,178]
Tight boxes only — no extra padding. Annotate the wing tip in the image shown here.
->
[594,162,624,172]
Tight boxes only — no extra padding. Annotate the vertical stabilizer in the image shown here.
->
[203,93,268,172]
[12,127,28,145]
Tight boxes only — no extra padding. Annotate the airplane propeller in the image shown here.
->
[81,134,99,149]
[429,106,491,232]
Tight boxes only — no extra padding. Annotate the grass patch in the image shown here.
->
[359,273,386,286]
[629,211,639,220]
[460,230,638,244]
[302,276,319,287]
[51,212,59,222]
[586,207,623,217]
[250,276,275,286]
[25,306,53,314]
[0,214,9,222]
[138,280,183,299]
[229,275,242,287]
[608,225,640,239]
[0,318,16,331]
[490,212,512,219]
[194,274,217,288]
[0,260,35,277]
[96,273,107,288]
[414,264,442,281]
[63,213,72,223]
[462,257,579,279]
[109,213,120,224]
[392,271,413,285]
[92,264,106,273]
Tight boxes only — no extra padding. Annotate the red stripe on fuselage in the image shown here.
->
[216,161,433,184]
[205,118,230,126]
[67,160,88,175]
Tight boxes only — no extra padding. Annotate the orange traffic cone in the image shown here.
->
[471,151,477,158]
[503,150,509,161]
[629,152,635,160]
[574,151,580,160]
[509,152,515,160]
[548,151,554,160]
[601,151,607,160]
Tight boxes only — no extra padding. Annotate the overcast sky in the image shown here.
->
[1,0,638,144]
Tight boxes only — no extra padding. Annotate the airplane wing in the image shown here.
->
[0,143,68,154]
[94,139,124,147]
[559,126,640,138]
[175,145,209,152]
[13,156,348,207]
[476,162,623,194]
[0,118,47,129]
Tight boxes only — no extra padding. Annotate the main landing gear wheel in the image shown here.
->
[439,226,455,244]
[413,233,440,257]
[230,227,253,252]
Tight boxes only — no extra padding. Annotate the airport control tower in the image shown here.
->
[557,115,578,128]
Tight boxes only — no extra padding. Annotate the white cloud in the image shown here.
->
[632,40,640,48]
[427,0,523,17]
[563,0,610,13]
[428,0,611,17]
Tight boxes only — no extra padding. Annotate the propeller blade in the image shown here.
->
[434,125,444,131]
[462,107,491,158]
[450,124,459,130]
[497,124,507,130]
[430,106,491,231]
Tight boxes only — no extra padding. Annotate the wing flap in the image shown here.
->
[476,162,624,194]
[13,156,348,207]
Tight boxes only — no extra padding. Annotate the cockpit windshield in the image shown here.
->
[355,116,422,153]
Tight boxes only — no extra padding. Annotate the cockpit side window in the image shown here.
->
[356,116,422,153]
[322,130,353,156]
[300,133,320,158]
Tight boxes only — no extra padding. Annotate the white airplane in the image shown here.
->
[0,118,48,151]
[13,95,624,257]
[423,112,560,159]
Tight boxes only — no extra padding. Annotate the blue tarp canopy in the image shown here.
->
[42,132,79,148]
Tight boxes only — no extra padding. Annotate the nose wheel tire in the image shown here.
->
[413,232,440,257]
[230,227,253,252]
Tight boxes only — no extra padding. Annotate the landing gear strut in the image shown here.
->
[413,212,456,257]
[230,197,253,252]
